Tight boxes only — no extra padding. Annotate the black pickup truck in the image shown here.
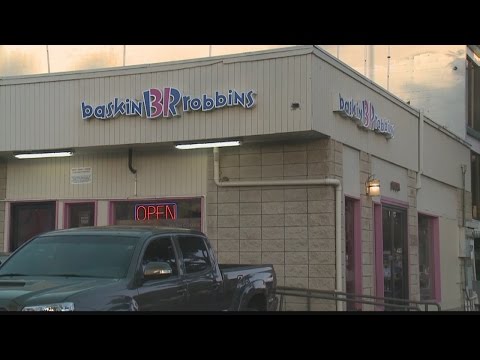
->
[0,227,277,312]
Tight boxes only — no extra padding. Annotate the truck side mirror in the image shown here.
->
[143,262,172,280]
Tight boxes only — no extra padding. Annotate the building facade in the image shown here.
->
[320,45,480,307]
[0,45,471,310]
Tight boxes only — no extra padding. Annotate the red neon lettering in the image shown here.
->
[135,203,177,221]
[156,205,165,219]
[136,205,147,221]
[147,206,156,220]
[166,204,176,219]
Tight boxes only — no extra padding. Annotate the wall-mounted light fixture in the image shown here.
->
[175,140,241,150]
[14,150,74,159]
[366,175,380,197]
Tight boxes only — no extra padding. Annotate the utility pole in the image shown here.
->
[46,45,51,73]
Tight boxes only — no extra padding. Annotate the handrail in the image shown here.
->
[276,286,441,312]
[464,289,478,311]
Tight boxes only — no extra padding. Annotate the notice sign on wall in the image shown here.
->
[71,167,92,185]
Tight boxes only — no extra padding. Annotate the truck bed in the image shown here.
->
[219,264,275,279]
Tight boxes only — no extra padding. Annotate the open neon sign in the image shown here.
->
[135,203,177,221]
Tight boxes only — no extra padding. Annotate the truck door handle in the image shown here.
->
[212,282,220,290]
[177,288,187,295]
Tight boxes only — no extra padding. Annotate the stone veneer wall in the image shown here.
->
[0,160,6,251]
[206,138,342,311]
[359,152,374,310]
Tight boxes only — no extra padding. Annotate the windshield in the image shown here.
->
[0,235,139,278]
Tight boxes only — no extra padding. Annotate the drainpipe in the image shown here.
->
[128,148,137,196]
[213,147,344,311]
[416,110,424,190]
[461,163,470,298]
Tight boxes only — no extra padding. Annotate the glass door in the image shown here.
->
[10,202,56,251]
[382,206,408,305]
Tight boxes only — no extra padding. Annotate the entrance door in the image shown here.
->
[382,206,408,303]
[10,202,56,251]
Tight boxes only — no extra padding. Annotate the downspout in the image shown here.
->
[128,148,137,196]
[416,110,424,190]
[213,147,344,311]
[461,163,469,297]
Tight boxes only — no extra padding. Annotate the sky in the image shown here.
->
[0,45,292,76]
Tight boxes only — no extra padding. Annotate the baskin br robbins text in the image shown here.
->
[81,88,256,120]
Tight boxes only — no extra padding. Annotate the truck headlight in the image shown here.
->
[22,302,75,312]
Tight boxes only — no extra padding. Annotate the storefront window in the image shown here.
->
[474,239,480,281]
[112,198,202,231]
[65,202,95,228]
[472,152,480,220]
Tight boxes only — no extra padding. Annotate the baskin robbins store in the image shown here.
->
[0,45,470,310]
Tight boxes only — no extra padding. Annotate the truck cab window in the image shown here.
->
[178,237,211,274]
[142,237,178,276]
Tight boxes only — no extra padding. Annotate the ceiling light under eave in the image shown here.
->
[14,151,74,159]
[175,141,241,150]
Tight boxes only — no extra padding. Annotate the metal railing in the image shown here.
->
[464,289,478,311]
[276,286,441,312]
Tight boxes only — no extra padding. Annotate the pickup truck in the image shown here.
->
[0,226,277,312]
[0,253,9,265]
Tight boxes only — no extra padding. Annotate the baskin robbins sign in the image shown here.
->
[334,93,395,139]
[81,88,256,120]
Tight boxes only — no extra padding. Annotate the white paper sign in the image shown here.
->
[71,167,92,185]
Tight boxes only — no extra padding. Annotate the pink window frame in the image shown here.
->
[63,201,98,229]
[418,211,441,302]
[108,196,205,232]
